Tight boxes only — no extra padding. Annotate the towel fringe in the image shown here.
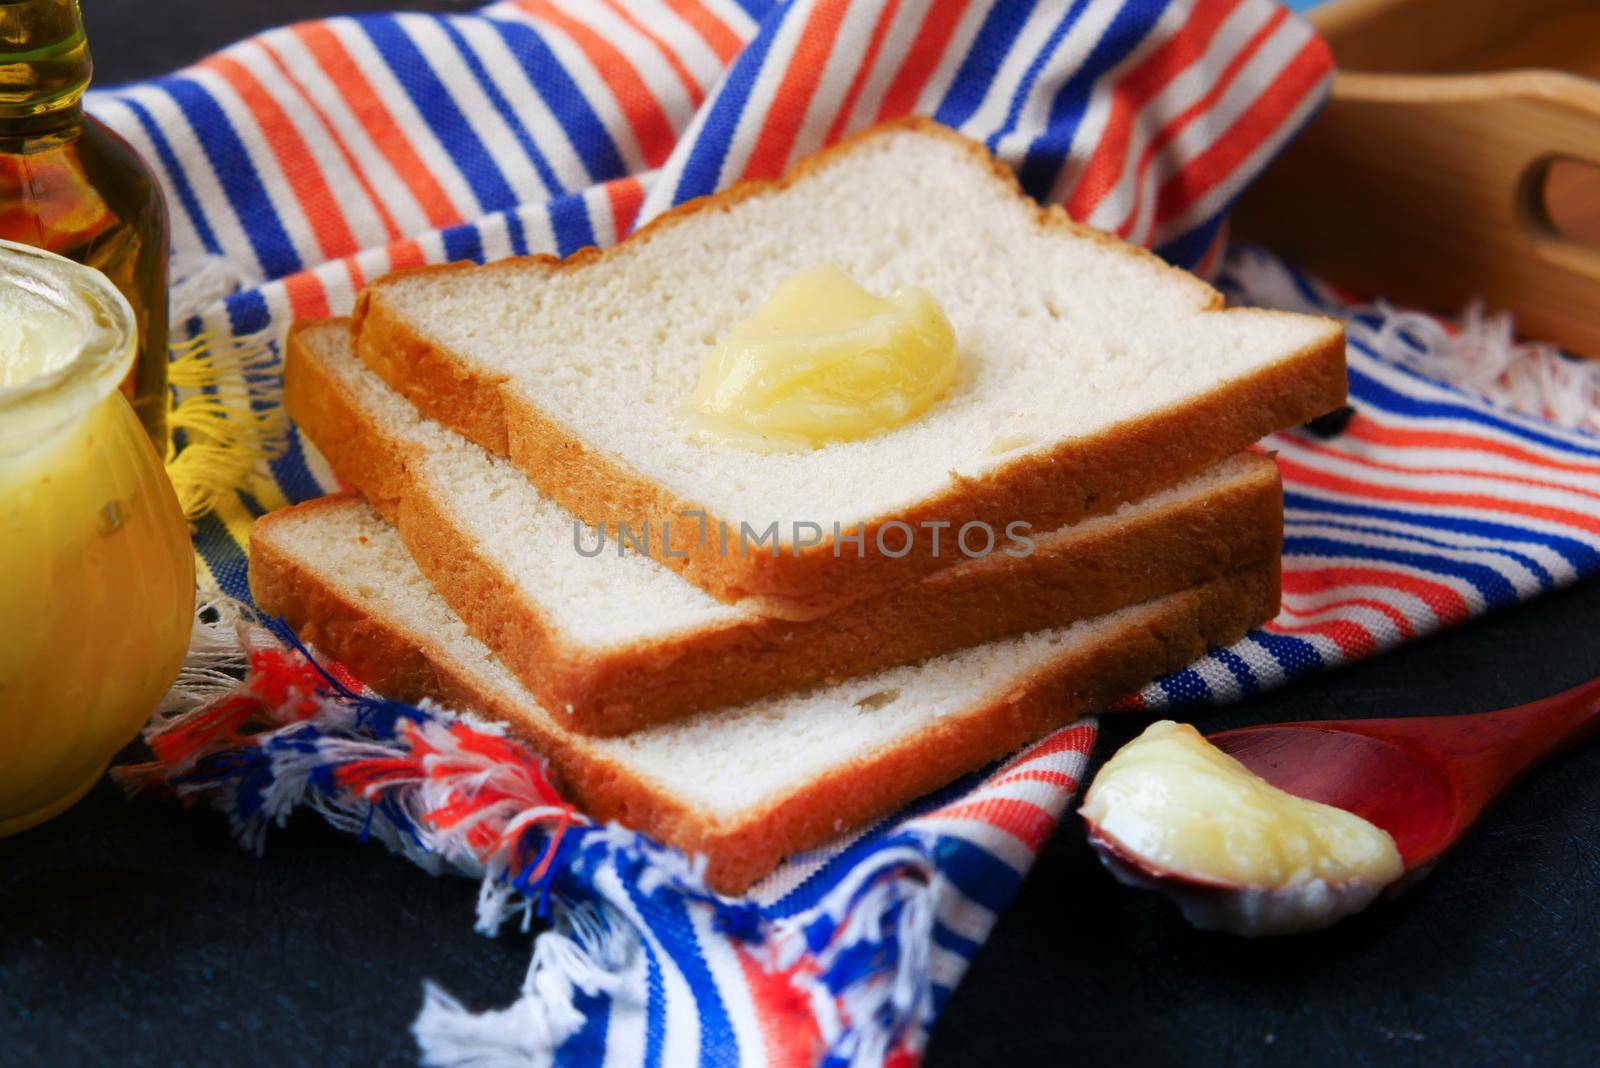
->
[155,594,263,718]
[164,328,288,523]
[1220,246,1600,435]
[779,842,939,1067]
[1354,301,1600,435]
[415,901,642,1067]
[127,630,963,1067]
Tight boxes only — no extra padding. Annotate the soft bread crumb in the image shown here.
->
[253,498,1271,822]
[250,497,1278,890]
[289,322,1282,734]
[364,122,1338,528]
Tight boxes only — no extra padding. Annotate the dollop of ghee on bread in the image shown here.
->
[684,265,957,451]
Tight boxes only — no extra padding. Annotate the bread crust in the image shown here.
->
[249,518,1279,894]
[351,117,1343,621]
[288,322,1283,735]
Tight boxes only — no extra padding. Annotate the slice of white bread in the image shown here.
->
[249,495,1280,893]
[352,117,1343,620]
[287,320,1283,736]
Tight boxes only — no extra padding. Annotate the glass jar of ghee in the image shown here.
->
[0,238,192,835]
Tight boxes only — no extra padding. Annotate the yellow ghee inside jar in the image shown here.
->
[0,240,193,835]
[684,265,958,451]
[0,277,87,387]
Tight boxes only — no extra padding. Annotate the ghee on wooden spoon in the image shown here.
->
[1080,720,1404,936]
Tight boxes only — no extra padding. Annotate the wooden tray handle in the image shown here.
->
[1511,97,1600,286]
[1235,69,1600,358]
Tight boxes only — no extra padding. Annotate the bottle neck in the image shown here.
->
[0,0,90,131]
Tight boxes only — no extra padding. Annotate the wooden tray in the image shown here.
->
[1233,0,1600,358]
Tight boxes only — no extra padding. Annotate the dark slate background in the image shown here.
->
[3,3,1597,1064]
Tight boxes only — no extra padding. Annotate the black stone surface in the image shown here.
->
[4,4,1597,1064]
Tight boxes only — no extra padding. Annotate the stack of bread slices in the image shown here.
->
[250,119,1345,893]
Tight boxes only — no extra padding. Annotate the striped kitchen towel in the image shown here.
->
[1138,247,1600,712]
[94,0,1600,1065]
[87,0,1334,583]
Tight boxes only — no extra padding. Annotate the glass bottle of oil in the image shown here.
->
[0,0,168,448]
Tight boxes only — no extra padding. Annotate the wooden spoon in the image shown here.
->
[1209,675,1600,875]
[1087,675,1600,933]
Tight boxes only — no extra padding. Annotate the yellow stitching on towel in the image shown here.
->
[192,550,221,599]
[163,330,288,523]
[212,487,261,561]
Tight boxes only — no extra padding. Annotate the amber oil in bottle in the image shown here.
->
[0,0,169,447]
